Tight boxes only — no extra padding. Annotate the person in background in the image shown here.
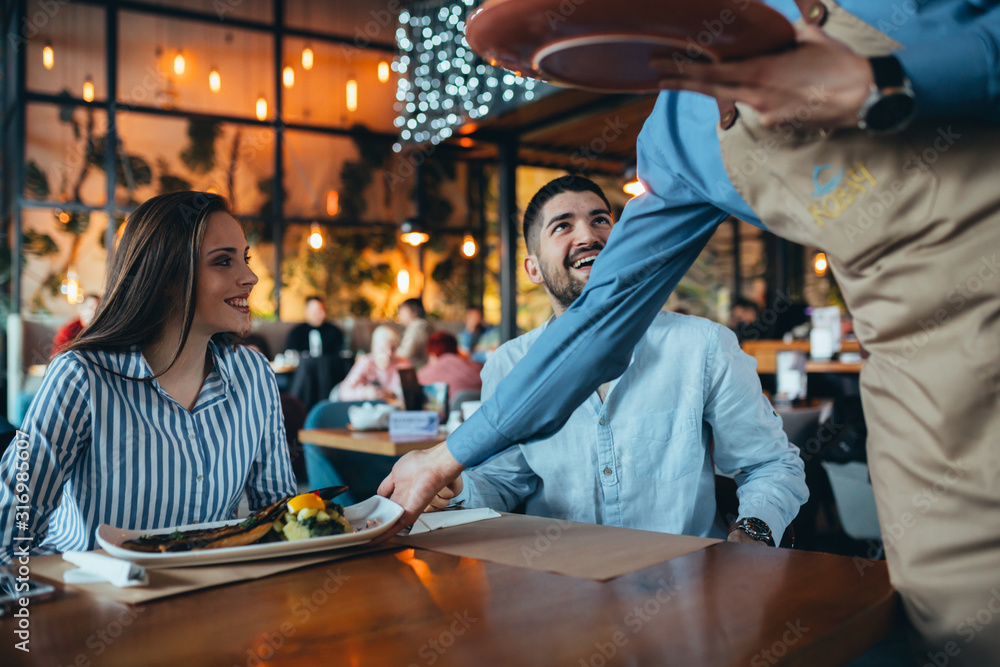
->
[284,296,345,361]
[396,298,433,369]
[729,297,761,342]
[417,331,483,397]
[457,306,497,363]
[338,325,409,402]
[285,296,347,410]
[428,177,806,544]
[0,191,295,559]
[50,293,101,357]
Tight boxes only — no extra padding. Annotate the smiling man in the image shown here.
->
[429,176,807,545]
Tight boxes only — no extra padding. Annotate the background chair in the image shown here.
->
[302,400,397,506]
[821,460,883,554]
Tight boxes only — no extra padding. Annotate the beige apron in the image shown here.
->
[717,1,1000,662]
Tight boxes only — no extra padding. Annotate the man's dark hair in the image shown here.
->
[522,175,612,255]
[400,298,426,319]
[305,295,325,307]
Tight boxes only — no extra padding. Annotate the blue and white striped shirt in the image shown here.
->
[0,341,296,559]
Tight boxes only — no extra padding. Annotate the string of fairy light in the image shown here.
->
[392,0,551,151]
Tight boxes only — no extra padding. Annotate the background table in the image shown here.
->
[299,427,442,456]
[1,532,899,666]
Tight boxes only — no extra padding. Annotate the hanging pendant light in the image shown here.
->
[173,50,185,75]
[346,78,358,112]
[43,42,54,70]
[326,190,340,216]
[400,218,429,246]
[255,95,268,121]
[462,234,477,258]
[61,267,81,304]
[209,67,221,93]
[308,223,324,250]
[301,45,314,70]
[814,252,828,276]
[378,60,390,83]
[397,269,410,294]
[282,65,295,88]
[82,75,95,102]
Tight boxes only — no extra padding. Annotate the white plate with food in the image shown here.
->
[95,492,403,569]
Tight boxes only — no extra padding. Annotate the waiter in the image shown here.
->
[380,1,1000,661]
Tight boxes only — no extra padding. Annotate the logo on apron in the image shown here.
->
[807,163,878,228]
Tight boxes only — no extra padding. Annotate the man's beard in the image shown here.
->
[539,245,602,311]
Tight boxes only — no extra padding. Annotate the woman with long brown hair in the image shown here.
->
[0,191,295,558]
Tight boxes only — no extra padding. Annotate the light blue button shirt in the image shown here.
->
[449,0,1000,469]
[0,341,296,560]
[456,313,808,543]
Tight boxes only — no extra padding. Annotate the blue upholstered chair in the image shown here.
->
[301,400,398,506]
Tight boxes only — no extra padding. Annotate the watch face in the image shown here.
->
[867,92,917,133]
[745,518,769,537]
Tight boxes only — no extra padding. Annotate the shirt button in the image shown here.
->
[197,475,204,482]
[189,431,196,439]
[603,468,612,476]
[599,418,606,425]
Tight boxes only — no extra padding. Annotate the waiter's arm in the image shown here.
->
[379,124,730,528]
[654,4,1000,127]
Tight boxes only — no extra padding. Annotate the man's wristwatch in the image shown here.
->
[729,517,775,546]
[857,55,917,134]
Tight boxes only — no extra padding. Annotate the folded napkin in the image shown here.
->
[406,508,501,535]
[62,551,149,588]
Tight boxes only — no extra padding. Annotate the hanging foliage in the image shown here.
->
[180,118,223,174]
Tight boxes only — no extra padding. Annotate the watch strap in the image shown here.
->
[869,55,907,90]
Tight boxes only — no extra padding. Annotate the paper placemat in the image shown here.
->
[392,513,719,581]
[29,544,397,605]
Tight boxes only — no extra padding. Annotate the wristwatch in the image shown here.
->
[857,55,917,134]
[729,517,775,546]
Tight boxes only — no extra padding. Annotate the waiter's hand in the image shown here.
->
[376,441,465,537]
[424,475,464,512]
[727,529,769,547]
[652,25,874,129]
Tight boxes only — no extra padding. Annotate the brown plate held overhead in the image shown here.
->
[465,0,796,93]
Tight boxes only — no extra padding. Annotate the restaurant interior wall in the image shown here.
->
[5,0,484,332]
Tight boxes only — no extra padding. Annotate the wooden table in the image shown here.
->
[299,427,442,456]
[741,339,864,374]
[1,531,899,666]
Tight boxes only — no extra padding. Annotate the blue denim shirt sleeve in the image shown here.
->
[448,130,729,467]
[703,326,809,542]
[891,1,1000,121]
